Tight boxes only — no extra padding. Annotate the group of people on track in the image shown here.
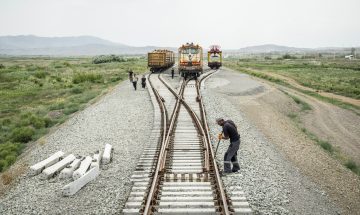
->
[128,70,146,90]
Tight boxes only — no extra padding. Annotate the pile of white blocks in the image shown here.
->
[29,144,113,196]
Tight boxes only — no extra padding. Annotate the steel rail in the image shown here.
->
[142,77,185,215]
[197,71,232,214]
[160,73,229,213]
[141,73,169,214]
[158,75,210,171]
[143,72,230,214]
[157,74,178,128]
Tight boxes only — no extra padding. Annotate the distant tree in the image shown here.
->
[351,47,355,55]
[282,54,297,59]
[264,56,272,60]
[351,47,356,58]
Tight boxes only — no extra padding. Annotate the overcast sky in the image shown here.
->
[1,0,360,49]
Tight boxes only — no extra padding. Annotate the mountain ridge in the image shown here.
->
[0,35,357,56]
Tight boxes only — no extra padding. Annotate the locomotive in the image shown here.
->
[207,45,222,69]
[178,43,203,78]
[148,49,175,72]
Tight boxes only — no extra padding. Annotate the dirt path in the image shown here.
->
[283,86,360,164]
[208,68,360,214]
[245,67,360,107]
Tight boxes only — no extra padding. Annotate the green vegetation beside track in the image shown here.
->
[225,58,360,113]
[0,56,147,172]
[225,58,360,99]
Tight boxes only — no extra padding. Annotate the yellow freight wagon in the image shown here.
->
[148,50,175,72]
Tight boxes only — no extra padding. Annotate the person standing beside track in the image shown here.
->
[132,74,138,90]
[141,75,146,89]
[216,118,241,174]
[171,68,175,79]
[128,69,134,82]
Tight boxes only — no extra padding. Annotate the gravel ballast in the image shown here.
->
[201,69,340,215]
[0,81,153,214]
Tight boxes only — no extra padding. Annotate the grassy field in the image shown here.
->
[0,56,147,172]
[225,58,360,99]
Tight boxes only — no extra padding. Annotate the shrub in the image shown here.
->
[288,95,312,111]
[29,115,46,129]
[63,103,80,115]
[19,113,46,129]
[0,142,24,172]
[71,87,84,94]
[34,71,48,79]
[11,127,35,143]
[44,117,52,127]
[287,113,297,119]
[282,54,297,59]
[319,140,333,153]
[49,102,65,110]
[5,155,16,165]
[73,72,103,84]
[0,64,5,69]
[345,160,359,175]
[0,160,8,172]
[63,62,71,67]
[92,55,126,64]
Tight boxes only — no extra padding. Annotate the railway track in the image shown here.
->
[123,71,252,214]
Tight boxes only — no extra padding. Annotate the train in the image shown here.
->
[148,49,175,72]
[207,45,222,69]
[178,42,203,78]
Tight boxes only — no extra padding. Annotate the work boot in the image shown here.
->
[220,170,231,177]
[232,169,240,173]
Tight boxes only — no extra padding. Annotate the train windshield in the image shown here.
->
[182,48,199,54]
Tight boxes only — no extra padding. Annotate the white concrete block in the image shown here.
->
[41,154,76,179]
[102,144,113,165]
[61,166,99,196]
[59,158,81,179]
[29,151,64,176]
[72,156,92,180]
[90,150,103,169]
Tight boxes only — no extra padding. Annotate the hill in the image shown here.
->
[0,35,176,56]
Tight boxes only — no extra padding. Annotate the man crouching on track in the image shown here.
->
[216,118,241,175]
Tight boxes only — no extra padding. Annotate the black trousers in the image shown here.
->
[141,82,146,88]
[132,81,137,90]
[224,140,240,173]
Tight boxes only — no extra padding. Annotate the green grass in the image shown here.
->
[289,94,312,111]
[287,113,298,119]
[72,72,103,84]
[345,160,360,175]
[0,142,24,172]
[225,58,360,114]
[0,56,147,172]
[297,88,360,115]
[225,58,360,99]
[301,128,334,154]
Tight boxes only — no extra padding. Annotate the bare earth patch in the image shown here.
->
[207,68,360,214]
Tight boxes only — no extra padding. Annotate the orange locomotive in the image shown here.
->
[178,42,203,78]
